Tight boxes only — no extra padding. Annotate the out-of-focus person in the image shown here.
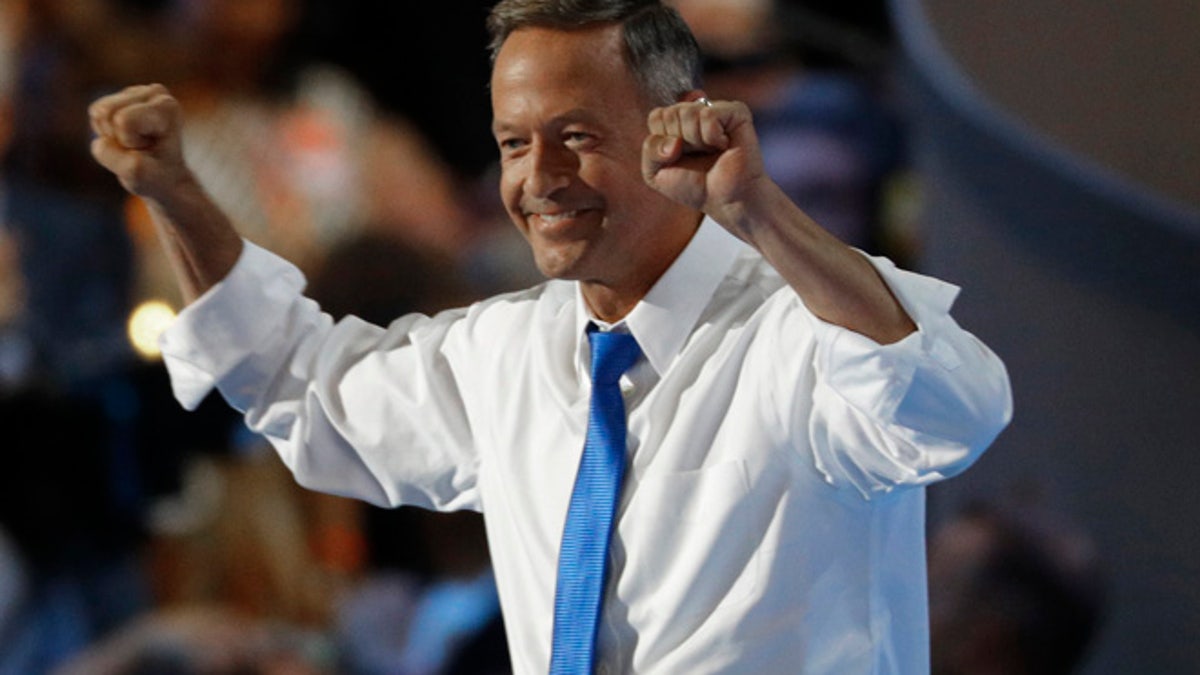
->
[671,0,910,258]
[51,606,334,675]
[305,231,510,674]
[138,0,480,280]
[928,502,1107,675]
[0,388,151,673]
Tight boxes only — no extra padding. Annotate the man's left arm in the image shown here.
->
[642,98,914,344]
[644,98,1012,493]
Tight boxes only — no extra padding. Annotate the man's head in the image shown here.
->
[487,0,703,108]
[486,1,707,316]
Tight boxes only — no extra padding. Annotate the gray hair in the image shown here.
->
[487,0,703,106]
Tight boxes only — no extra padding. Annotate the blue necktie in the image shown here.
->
[549,328,642,674]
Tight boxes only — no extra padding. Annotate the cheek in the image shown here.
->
[595,167,658,218]
[498,170,521,209]
[574,158,628,203]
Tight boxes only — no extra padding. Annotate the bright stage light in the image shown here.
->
[127,300,177,360]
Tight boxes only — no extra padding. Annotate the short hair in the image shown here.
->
[486,0,703,106]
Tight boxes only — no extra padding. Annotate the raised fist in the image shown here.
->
[641,97,767,231]
[89,83,190,204]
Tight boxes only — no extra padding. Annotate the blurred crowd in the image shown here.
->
[0,0,1102,673]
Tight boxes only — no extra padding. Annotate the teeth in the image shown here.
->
[538,211,579,223]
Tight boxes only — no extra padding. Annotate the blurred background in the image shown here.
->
[0,0,1195,673]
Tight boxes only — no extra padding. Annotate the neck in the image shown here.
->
[580,211,704,322]
[580,280,648,323]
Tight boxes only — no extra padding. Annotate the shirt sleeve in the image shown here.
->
[792,254,1013,499]
[158,241,481,511]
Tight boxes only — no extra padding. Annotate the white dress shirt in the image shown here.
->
[161,218,1012,674]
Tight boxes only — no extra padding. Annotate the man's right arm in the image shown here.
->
[89,83,242,304]
[89,86,483,511]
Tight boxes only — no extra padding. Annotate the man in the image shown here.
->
[90,1,1012,672]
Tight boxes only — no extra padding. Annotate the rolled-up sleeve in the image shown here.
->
[805,254,1013,498]
[157,241,480,511]
[160,241,307,411]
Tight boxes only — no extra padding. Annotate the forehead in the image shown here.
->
[490,24,646,122]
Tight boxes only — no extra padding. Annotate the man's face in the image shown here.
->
[490,24,695,290]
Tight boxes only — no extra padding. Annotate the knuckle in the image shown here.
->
[149,98,179,125]
[112,106,136,131]
[89,137,107,160]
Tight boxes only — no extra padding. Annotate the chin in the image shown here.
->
[530,241,590,281]
[534,259,583,281]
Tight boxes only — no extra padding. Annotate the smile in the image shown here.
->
[526,208,598,236]
[537,210,581,223]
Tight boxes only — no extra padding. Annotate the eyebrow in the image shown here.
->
[492,108,601,135]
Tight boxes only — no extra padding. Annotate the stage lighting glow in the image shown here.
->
[127,300,177,360]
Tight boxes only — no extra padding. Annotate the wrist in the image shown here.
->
[713,177,792,247]
[144,169,204,215]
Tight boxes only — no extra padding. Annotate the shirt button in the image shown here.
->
[620,379,635,395]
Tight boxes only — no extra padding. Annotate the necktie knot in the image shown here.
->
[588,329,641,386]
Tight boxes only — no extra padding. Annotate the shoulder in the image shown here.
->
[442,279,574,350]
[465,279,570,323]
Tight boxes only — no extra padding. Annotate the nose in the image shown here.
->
[525,140,573,199]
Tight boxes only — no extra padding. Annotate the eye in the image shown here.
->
[497,136,528,154]
[564,131,596,149]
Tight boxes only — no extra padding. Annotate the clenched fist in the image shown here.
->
[88,83,243,300]
[641,98,769,237]
[89,83,191,205]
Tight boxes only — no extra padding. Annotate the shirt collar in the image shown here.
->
[574,217,744,376]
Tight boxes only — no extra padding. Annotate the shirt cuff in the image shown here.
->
[158,241,306,410]
[816,254,965,422]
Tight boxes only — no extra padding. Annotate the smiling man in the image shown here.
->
[491,22,698,321]
[90,1,1012,673]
